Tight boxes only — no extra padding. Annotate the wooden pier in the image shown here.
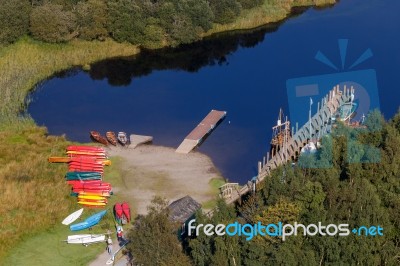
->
[221,85,354,204]
[176,110,227,154]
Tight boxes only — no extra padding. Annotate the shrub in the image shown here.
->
[0,0,31,44]
[30,3,77,43]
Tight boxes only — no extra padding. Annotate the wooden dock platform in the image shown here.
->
[176,110,227,154]
[129,134,153,148]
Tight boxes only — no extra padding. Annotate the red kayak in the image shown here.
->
[67,180,103,186]
[122,202,131,223]
[69,162,104,167]
[114,203,123,220]
[72,188,112,194]
[68,166,104,172]
[72,184,111,190]
[67,146,106,152]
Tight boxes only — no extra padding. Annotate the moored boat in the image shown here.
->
[106,131,117,146]
[90,131,108,146]
[62,208,84,225]
[114,203,123,223]
[121,202,131,223]
[117,132,128,146]
[70,210,107,231]
[67,234,106,245]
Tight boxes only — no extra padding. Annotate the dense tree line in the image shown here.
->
[127,110,400,265]
[0,0,266,47]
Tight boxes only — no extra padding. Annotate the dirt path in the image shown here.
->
[89,144,223,265]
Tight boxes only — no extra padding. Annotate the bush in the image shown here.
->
[30,3,77,43]
[0,0,31,44]
[238,0,264,9]
[76,0,108,40]
[107,0,145,44]
[209,0,242,24]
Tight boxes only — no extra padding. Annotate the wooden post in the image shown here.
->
[263,156,266,167]
[296,122,298,133]
[258,161,262,174]
[267,152,270,163]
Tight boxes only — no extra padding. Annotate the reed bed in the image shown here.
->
[0,124,73,258]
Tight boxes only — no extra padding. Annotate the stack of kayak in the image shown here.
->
[48,145,113,208]
[67,146,107,173]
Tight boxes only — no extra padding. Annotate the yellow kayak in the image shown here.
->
[78,195,107,201]
[78,192,111,197]
[78,201,106,206]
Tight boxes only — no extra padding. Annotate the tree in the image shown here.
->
[107,0,145,44]
[76,0,108,41]
[0,0,31,44]
[30,3,77,43]
[126,196,191,265]
[238,0,264,9]
[209,0,242,24]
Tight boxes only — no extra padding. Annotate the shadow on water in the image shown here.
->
[87,6,326,86]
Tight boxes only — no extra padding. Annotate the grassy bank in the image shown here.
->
[0,150,128,265]
[0,123,73,259]
[205,0,336,36]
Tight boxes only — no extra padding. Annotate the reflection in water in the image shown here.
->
[88,7,312,86]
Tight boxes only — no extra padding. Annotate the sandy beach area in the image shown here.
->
[109,144,223,214]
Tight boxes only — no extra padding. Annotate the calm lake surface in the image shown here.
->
[29,0,400,184]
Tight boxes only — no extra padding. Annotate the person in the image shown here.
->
[107,237,113,255]
[117,225,124,242]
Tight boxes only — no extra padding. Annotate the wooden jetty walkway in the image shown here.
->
[129,134,153,148]
[221,85,354,204]
[176,110,227,154]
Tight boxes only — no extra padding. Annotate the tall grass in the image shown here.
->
[0,37,139,121]
[0,124,76,258]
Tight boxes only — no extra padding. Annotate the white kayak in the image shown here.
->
[62,208,84,225]
[67,234,106,245]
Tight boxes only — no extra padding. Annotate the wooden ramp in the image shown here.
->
[129,134,153,148]
[176,110,227,154]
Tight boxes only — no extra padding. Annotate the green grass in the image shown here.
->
[202,178,226,210]
[2,214,114,266]
[1,154,129,265]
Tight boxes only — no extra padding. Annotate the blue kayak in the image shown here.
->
[70,210,107,231]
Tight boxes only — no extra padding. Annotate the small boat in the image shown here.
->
[78,195,108,201]
[106,131,117,146]
[62,208,84,225]
[66,172,102,181]
[67,146,106,153]
[48,157,111,166]
[90,131,108,146]
[78,201,107,207]
[339,101,358,122]
[121,202,131,223]
[67,234,106,246]
[73,191,112,197]
[114,203,123,223]
[70,210,107,231]
[301,141,317,154]
[117,132,128,146]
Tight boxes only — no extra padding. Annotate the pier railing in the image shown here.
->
[221,85,353,204]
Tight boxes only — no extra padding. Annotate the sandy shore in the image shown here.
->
[108,144,222,214]
[89,144,223,266]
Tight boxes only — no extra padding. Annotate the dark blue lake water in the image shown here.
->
[28,0,400,184]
